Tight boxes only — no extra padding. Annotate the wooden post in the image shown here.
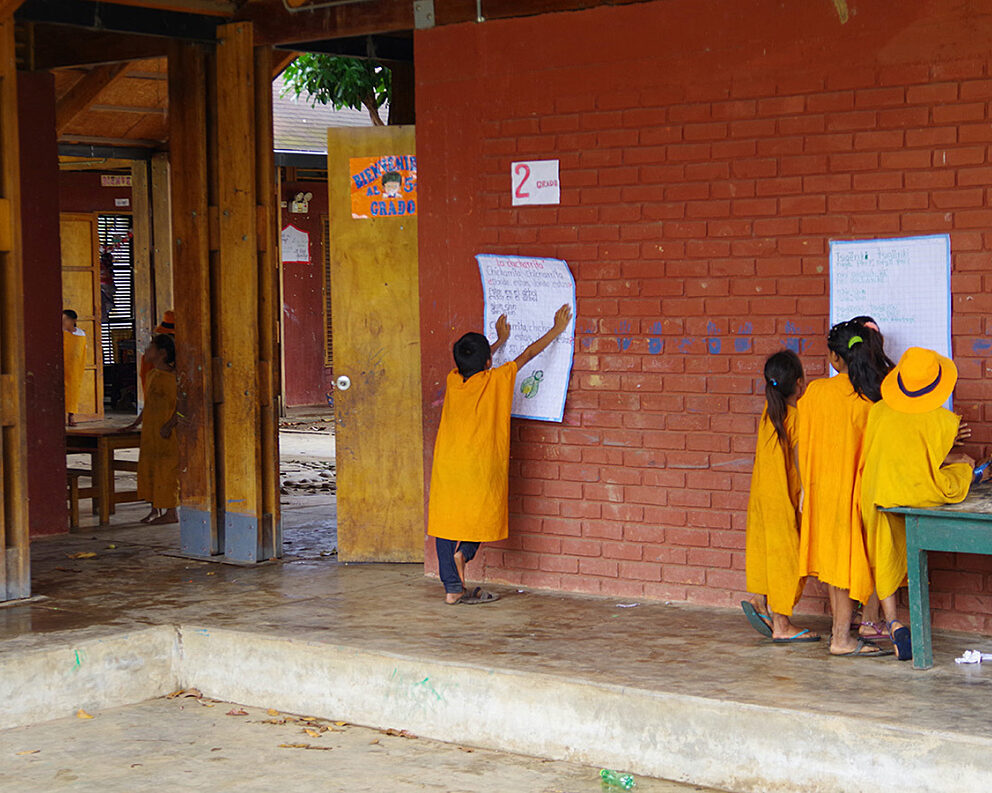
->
[150,152,173,317]
[254,43,281,558]
[131,159,153,407]
[0,17,29,600]
[168,40,219,557]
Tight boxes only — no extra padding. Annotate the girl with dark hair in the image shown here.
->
[796,320,893,657]
[128,334,179,525]
[742,350,820,643]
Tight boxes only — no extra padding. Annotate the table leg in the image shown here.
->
[96,440,111,526]
[906,516,933,670]
[108,446,117,516]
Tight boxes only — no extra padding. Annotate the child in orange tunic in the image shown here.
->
[428,304,572,605]
[742,349,819,643]
[798,320,892,657]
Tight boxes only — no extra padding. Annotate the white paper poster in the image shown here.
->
[281,224,310,264]
[830,233,951,368]
[511,160,560,206]
[477,254,576,423]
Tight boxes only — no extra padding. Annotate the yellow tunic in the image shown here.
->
[63,329,87,414]
[746,406,803,615]
[137,368,179,509]
[797,373,874,604]
[428,362,517,543]
[860,402,971,600]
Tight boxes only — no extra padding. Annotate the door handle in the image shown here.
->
[336,375,351,391]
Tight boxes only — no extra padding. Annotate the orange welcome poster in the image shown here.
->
[349,155,418,219]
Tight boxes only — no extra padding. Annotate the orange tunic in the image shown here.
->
[137,368,179,509]
[745,406,803,616]
[63,329,87,414]
[427,362,517,543]
[797,373,874,604]
[860,402,971,600]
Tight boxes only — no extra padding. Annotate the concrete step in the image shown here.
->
[3,622,991,793]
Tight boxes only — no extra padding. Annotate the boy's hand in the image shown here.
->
[552,304,572,333]
[955,415,972,445]
[496,314,510,343]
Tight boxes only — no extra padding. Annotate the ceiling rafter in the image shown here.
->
[55,63,130,133]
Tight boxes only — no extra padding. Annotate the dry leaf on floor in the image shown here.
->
[267,708,280,716]
[369,739,380,745]
[196,700,215,708]
[16,750,40,755]
[278,743,333,751]
[106,544,116,549]
[380,728,418,739]
[226,708,248,716]
[66,552,97,560]
[334,721,348,727]
[304,729,322,738]
[261,718,287,725]
[299,716,318,722]
[76,709,94,719]
[181,689,204,699]
[207,572,216,576]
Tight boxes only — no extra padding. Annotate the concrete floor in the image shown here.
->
[2,698,712,793]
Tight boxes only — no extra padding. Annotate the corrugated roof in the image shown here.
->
[273,74,387,154]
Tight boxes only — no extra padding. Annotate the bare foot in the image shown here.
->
[771,615,820,642]
[445,589,465,605]
[454,550,467,590]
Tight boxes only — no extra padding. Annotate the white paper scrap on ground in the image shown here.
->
[829,234,951,366]
[477,254,576,423]
[954,649,992,664]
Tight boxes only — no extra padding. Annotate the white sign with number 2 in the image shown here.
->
[511,159,560,206]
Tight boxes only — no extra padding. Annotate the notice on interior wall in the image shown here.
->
[281,224,310,264]
[477,254,576,423]
[349,155,417,219]
[511,159,560,206]
[101,174,131,187]
[829,233,952,369]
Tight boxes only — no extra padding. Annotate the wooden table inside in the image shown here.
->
[883,482,992,670]
[66,426,142,526]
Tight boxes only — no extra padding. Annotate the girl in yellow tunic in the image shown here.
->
[129,334,179,525]
[798,320,891,657]
[428,305,571,605]
[62,309,87,426]
[743,350,819,643]
[860,347,988,660]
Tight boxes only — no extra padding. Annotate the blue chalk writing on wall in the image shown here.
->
[677,337,693,354]
[734,321,753,353]
[579,321,595,350]
[973,339,992,353]
[649,337,664,355]
[617,337,632,351]
[705,320,721,354]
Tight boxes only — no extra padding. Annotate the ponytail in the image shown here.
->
[763,349,804,444]
[828,320,886,402]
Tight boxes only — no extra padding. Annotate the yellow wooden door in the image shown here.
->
[60,212,104,420]
[327,127,424,562]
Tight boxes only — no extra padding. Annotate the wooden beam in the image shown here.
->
[57,135,163,147]
[271,48,296,78]
[130,159,153,407]
[93,0,238,16]
[236,0,413,46]
[0,1,24,20]
[0,16,30,599]
[150,152,173,318]
[168,39,218,556]
[90,104,166,115]
[55,63,129,133]
[28,24,168,70]
[215,20,262,561]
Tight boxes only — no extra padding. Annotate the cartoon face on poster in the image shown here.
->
[349,155,417,219]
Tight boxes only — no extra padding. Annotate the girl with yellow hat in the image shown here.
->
[859,346,990,661]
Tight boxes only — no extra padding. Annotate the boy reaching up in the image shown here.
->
[428,304,573,604]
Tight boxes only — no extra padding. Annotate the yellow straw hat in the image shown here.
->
[880,346,956,414]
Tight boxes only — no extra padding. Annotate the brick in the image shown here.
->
[876,106,929,129]
[906,82,959,104]
[904,170,954,188]
[958,124,992,143]
[905,126,957,147]
[757,95,805,116]
[936,146,986,166]
[854,86,905,108]
[560,538,602,557]
[779,154,827,175]
[779,194,826,215]
[829,152,879,171]
[878,191,929,210]
[954,209,992,228]
[854,129,904,149]
[663,565,707,585]
[933,102,987,124]
[619,560,662,582]
[932,188,985,208]
[777,115,825,135]
[578,557,619,577]
[806,90,854,113]
[667,142,712,162]
[900,212,953,232]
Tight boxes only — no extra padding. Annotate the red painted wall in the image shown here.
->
[281,180,330,407]
[19,72,68,537]
[59,171,131,213]
[416,0,992,633]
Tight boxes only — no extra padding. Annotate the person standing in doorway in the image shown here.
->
[62,309,87,426]
[140,310,175,398]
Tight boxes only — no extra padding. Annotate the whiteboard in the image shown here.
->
[829,234,951,369]
[477,254,576,423]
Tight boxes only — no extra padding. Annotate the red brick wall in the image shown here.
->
[416,0,992,633]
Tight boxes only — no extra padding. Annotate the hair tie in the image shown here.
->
[769,378,778,387]
[847,335,863,349]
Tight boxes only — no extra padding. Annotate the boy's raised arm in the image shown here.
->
[490,314,510,357]
[513,304,572,371]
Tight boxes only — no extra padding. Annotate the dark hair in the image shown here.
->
[63,309,78,321]
[152,333,176,366]
[381,171,402,185]
[850,315,895,374]
[763,349,804,444]
[453,332,490,378]
[827,319,886,402]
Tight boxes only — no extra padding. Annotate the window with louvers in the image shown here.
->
[97,214,135,365]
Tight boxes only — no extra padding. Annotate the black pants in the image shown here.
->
[435,537,481,594]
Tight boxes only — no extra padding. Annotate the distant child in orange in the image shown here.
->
[742,350,819,644]
[428,304,572,605]
[797,320,892,657]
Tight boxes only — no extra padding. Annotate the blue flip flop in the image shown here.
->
[772,628,821,644]
[741,600,773,638]
[889,621,913,661]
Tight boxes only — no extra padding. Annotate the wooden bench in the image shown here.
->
[883,482,992,670]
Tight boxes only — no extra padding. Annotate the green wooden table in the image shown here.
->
[884,482,992,670]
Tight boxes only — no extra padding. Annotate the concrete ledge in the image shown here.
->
[180,625,992,793]
[0,625,179,729]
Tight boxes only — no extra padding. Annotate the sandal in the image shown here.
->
[772,628,821,644]
[459,586,500,605]
[741,600,773,638]
[858,620,888,641]
[888,621,913,661]
[831,638,894,658]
